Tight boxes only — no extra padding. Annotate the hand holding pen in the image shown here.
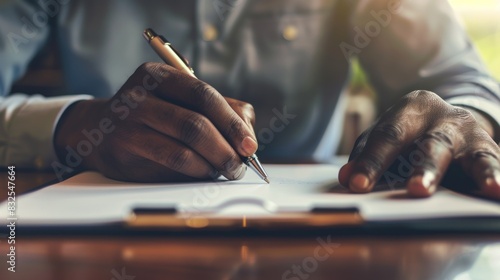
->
[53,30,267,183]
[143,28,269,183]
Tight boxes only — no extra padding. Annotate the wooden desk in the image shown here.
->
[1,172,499,280]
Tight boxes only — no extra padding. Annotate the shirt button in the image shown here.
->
[282,25,298,41]
[203,25,218,42]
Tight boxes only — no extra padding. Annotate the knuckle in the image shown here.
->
[421,131,455,150]
[129,87,148,102]
[416,159,439,173]
[137,62,170,82]
[244,104,256,125]
[242,102,254,111]
[218,155,240,174]
[242,102,255,118]
[191,82,221,109]
[122,89,133,98]
[138,62,159,74]
[406,90,438,101]
[450,107,475,122]
[402,90,445,112]
[371,123,405,146]
[358,153,385,177]
[108,128,134,147]
[349,129,371,160]
[226,116,246,140]
[110,141,136,166]
[180,113,210,145]
[166,148,192,172]
[147,145,168,163]
[472,150,499,161]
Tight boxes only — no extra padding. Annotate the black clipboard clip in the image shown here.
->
[127,199,362,230]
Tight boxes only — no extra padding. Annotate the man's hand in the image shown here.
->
[339,90,500,200]
[54,62,258,182]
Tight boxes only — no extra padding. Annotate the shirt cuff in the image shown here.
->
[1,94,93,169]
[446,96,500,142]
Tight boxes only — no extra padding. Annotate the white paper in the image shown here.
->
[1,165,499,226]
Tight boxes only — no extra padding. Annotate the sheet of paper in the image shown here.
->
[1,165,499,226]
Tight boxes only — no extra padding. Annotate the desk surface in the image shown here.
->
[1,171,499,280]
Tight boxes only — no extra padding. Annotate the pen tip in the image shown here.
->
[264,178,270,184]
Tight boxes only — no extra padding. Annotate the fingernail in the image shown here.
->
[407,172,436,197]
[483,174,500,192]
[409,172,435,189]
[421,172,436,190]
[350,174,371,192]
[481,174,500,199]
[241,136,258,156]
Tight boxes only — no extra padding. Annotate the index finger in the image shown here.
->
[143,63,258,157]
[346,120,418,193]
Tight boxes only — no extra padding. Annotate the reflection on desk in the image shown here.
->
[1,235,499,280]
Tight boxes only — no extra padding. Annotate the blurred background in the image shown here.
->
[350,0,500,89]
[5,0,500,154]
[451,0,500,79]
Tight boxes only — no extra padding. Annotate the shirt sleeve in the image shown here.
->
[350,0,500,139]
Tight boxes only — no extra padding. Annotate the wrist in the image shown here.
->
[53,99,107,171]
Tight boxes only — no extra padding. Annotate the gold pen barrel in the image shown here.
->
[143,28,196,78]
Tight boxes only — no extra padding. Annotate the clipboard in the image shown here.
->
[1,165,500,234]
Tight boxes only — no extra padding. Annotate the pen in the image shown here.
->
[143,28,270,184]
